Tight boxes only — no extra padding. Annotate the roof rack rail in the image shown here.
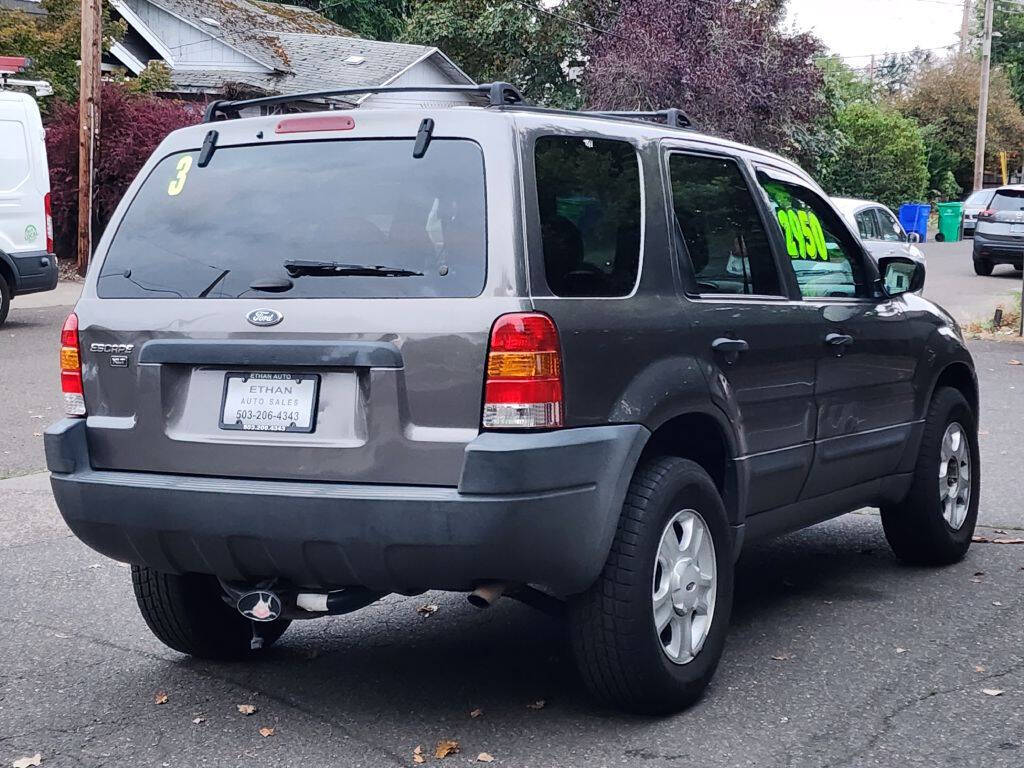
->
[203,82,526,123]
[584,108,694,129]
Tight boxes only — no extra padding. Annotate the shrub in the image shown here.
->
[827,101,929,210]
[45,82,201,261]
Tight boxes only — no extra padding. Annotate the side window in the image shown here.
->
[756,171,870,299]
[535,136,641,297]
[669,153,781,296]
[875,208,907,243]
[0,121,30,192]
[854,210,880,240]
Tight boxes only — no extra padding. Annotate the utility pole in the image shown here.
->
[77,0,101,276]
[973,0,994,192]
[961,0,973,54]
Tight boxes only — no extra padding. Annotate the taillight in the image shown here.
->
[978,209,996,220]
[482,312,563,429]
[60,312,85,416]
[44,192,53,253]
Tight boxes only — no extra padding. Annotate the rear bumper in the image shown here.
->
[46,418,648,596]
[973,234,1024,265]
[8,250,58,295]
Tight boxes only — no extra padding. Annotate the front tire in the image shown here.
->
[880,387,980,565]
[569,457,734,714]
[132,566,290,659]
[973,259,994,276]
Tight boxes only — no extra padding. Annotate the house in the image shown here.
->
[104,0,475,108]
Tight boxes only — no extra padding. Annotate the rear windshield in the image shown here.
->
[98,139,487,299]
[989,189,1024,212]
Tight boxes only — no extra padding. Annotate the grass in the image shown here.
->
[964,290,1022,336]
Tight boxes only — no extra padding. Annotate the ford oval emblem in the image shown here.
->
[247,308,283,327]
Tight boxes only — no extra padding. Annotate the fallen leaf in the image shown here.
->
[973,536,1024,545]
[413,745,425,764]
[434,739,460,759]
[779,716,790,724]
[993,601,1003,607]
[192,717,206,725]
[983,688,1005,696]
[12,755,41,768]
[477,753,495,763]
[416,603,439,617]
[469,708,483,718]
[31,432,42,437]
[770,654,791,661]
[971,578,983,583]
[975,665,987,673]
[1009,360,1022,366]
[895,648,908,654]
[974,571,985,576]
[237,704,257,715]
[995,530,1008,535]
[526,699,546,710]
[154,691,168,705]
[259,727,274,738]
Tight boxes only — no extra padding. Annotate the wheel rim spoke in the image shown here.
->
[938,422,971,531]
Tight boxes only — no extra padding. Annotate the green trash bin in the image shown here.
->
[936,202,964,242]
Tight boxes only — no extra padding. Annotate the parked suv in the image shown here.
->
[46,84,981,714]
[973,184,1024,274]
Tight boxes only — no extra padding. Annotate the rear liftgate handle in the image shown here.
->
[712,337,749,365]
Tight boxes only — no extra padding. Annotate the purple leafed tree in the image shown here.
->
[584,0,824,154]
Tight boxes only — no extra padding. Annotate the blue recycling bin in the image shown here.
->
[898,203,931,242]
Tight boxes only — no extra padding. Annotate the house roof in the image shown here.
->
[147,0,351,72]
[168,31,473,98]
[0,0,47,16]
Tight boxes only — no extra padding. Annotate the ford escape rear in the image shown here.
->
[47,83,981,714]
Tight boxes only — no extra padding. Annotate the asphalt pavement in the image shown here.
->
[1,241,1022,767]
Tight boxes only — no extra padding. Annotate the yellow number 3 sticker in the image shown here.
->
[167,155,193,197]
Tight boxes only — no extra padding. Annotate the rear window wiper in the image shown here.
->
[283,260,423,278]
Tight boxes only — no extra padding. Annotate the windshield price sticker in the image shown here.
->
[777,208,828,261]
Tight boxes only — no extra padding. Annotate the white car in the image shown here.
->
[832,197,926,266]
[0,59,57,326]
[962,188,995,237]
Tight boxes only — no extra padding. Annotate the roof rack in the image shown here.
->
[584,108,693,129]
[203,82,526,123]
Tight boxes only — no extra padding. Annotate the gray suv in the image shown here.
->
[46,84,980,714]
[973,184,1024,274]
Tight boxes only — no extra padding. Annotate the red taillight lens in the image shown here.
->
[60,312,85,415]
[978,209,996,219]
[44,192,54,253]
[482,313,563,429]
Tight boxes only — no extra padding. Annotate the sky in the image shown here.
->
[786,0,966,65]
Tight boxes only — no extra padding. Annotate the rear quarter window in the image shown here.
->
[534,136,642,297]
[97,138,487,299]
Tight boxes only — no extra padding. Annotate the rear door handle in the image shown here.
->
[712,338,749,354]
[826,333,854,347]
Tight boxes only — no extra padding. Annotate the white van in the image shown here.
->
[0,85,57,325]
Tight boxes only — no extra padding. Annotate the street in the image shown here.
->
[1,239,1022,767]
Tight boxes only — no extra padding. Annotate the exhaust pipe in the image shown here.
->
[467,581,507,609]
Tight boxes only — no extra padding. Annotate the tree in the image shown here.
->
[264,0,409,41]
[0,0,124,104]
[873,48,935,97]
[401,0,589,107]
[582,0,823,154]
[45,82,200,260]
[986,0,1024,113]
[792,56,874,189]
[826,102,929,209]
[901,58,1024,192]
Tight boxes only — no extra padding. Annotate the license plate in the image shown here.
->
[219,372,320,433]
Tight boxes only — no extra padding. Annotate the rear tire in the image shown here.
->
[568,457,734,714]
[880,387,980,566]
[0,277,10,327]
[973,259,994,276]
[132,566,290,659]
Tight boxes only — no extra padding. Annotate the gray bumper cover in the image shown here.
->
[46,419,648,596]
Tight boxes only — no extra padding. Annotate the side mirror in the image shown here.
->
[907,231,921,243]
[878,255,925,296]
